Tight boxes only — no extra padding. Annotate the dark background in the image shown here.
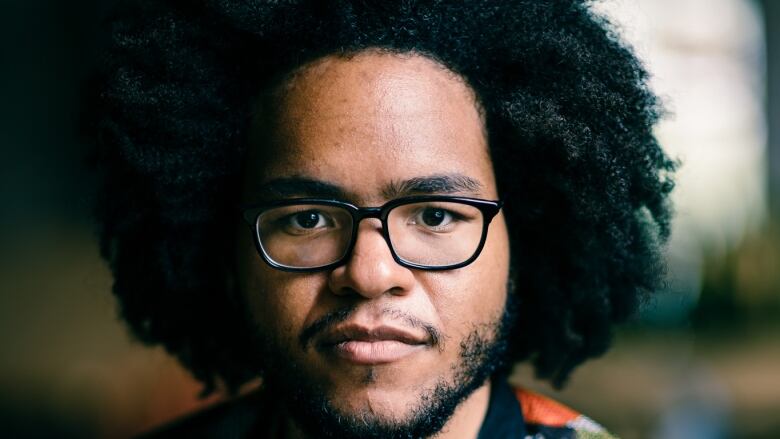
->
[1,1,778,438]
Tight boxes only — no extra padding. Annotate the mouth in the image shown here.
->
[318,325,431,365]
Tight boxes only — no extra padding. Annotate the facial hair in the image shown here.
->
[251,291,518,439]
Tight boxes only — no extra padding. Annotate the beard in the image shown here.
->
[249,290,518,439]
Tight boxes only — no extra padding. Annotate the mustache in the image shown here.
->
[298,305,443,350]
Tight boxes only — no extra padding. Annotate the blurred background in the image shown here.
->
[0,0,778,438]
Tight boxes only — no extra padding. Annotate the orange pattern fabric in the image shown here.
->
[514,388,580,428]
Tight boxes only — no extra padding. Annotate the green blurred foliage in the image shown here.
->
[696,220,780,330]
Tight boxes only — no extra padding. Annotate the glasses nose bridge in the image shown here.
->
[349,206,392,251]
[352,206,385,225]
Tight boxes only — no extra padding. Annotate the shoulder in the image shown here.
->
[512,387,619,439]
[136,390,272,439]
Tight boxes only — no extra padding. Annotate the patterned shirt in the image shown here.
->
[141,377,617,438]
[478,377,617,439]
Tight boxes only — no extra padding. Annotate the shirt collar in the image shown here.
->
[476,376,527,439]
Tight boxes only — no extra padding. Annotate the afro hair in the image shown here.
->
[83,0,676,395]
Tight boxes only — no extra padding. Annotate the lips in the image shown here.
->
[318,325,431,365]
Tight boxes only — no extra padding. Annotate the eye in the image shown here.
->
[284,210,333,232]
[420,208,451,227]
[294,211,324,228]
[411,207,461,231]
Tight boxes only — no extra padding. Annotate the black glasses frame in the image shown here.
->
[240,195,503,272]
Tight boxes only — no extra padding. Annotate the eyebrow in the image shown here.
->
[253,177,347,200]
[252,173,484,202]
[383,174,484,198]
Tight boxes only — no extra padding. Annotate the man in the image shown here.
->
[85,1,675,438]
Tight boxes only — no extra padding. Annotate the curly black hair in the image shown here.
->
[83,0,676,395]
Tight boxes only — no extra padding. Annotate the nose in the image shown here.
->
[328,218,416,299]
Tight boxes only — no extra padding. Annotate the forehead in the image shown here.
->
[246,51,496,202]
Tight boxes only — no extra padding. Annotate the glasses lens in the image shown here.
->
[256,204,353,269]
[387,201,485,267]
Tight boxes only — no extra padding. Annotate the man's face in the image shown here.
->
[235,51,511,437]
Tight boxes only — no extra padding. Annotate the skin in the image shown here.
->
[234,50,511,439]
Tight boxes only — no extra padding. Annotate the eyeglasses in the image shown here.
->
[240,195,503,272]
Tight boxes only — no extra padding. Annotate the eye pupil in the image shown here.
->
[422,208,445,226]
[295,211,320,228]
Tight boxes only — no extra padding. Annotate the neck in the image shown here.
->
[284,379,492,439]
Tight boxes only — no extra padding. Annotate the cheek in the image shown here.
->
[424,217,510,339]
[236,235,327,345]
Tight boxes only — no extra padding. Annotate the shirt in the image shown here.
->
[140,377,617,438]
[478,378,616,439]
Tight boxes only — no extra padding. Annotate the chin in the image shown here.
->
[324,378,439,423]
[326,367,429,403]
[333,394,409,422]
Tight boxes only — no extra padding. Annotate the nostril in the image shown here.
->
[331,285,360,297]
